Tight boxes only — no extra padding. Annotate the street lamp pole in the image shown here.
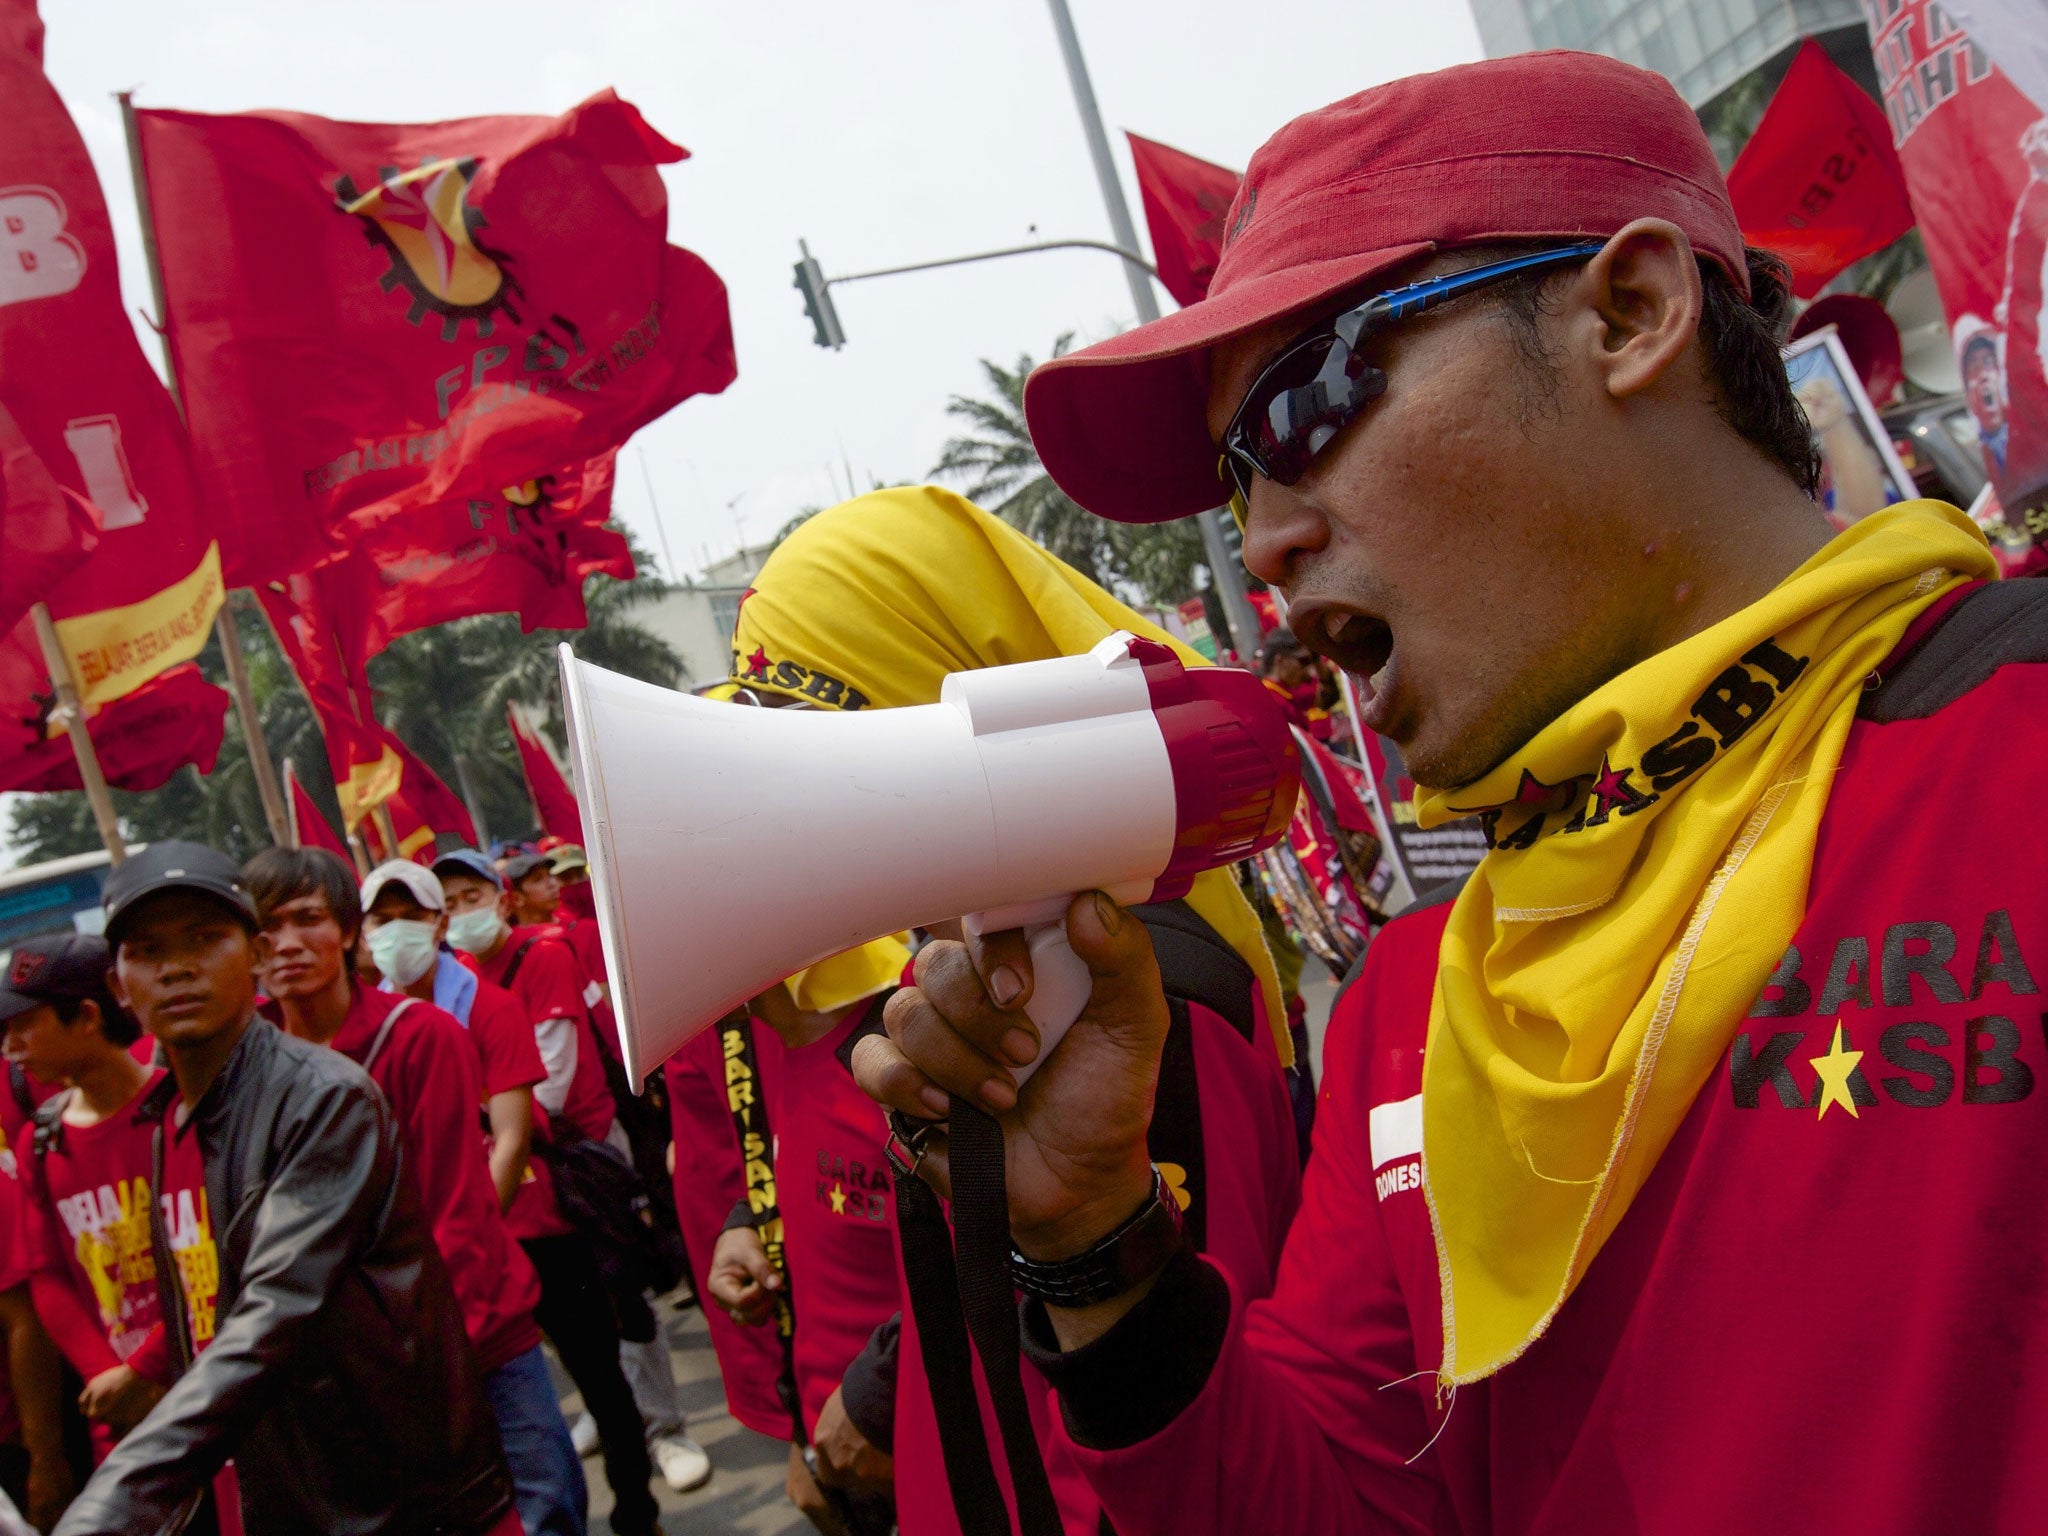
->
[1043,0,1264,658]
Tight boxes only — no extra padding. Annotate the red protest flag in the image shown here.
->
[0,8,223,707]
[0,661,227,794]
[0,401,98,639]
[256,576,399,828]
[508,702,583,843]
[1864,4,2048,516]
[1127,133,1242,308]
[1727,40,1917,299]
[359,741,475,864]
[134,92,737,586]
[284,759,353,861]
[319,454,632,658]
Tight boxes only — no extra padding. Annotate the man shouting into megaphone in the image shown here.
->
[854,49,2048,1536]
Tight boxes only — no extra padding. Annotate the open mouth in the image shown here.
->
[1301,605,1394,699]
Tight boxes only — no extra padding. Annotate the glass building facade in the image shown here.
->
[1470,0,1866,107]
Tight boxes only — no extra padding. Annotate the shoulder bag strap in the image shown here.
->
[362,996,416,1074]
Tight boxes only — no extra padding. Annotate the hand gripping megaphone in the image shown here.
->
[558,632,1300,1085]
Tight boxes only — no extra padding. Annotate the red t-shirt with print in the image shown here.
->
[19,1075,165,1372]
[157,1102,220,1356]
[664,1020,788,1438]
[326,988,542,1373]
[1053,582,2048,1536]
[768,997,903,1437]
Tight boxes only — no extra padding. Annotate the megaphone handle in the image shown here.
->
[1011,915,1092,1088]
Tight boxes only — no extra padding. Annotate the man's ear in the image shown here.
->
[250,929,275,970]
[432,911,450,945]
[498,891,516,923]
[106,962,132,1013]
[1572,218,1705,403]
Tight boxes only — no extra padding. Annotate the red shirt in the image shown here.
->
[664,1020,788,1438]
[770,999,901,1437]
[1059,602,2048,1536]
[465,977,570,1244]
[157,1100,220,1356]
[0,1125,28,1445]
[19,1075,165,1371]
[558,919,624,1068]
[474,927,615,1143]
[325,988,542,1373]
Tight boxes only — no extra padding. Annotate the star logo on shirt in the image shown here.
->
[828,1183,847,1214]
[1812,1024,1865,1121]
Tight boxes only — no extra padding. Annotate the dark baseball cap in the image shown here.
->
[501,851,552,886]
[0,933,113,1025]
[432,848,506,891]
[1023,51,1748,525]
[102,841,259,943]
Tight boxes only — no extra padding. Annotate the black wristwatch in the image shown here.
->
[1009,1166,1186,1307]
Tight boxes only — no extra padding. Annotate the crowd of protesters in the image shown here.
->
[1,41,2043,1536]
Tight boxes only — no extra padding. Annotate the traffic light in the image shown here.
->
[794,239,845,350]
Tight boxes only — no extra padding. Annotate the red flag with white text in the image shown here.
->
[1727,40,1916,298]
[1127,133,1242,308]
[134,91,736,586]
[1864,0,2048,516]
[0,2,223,715]
[0,400,97,638]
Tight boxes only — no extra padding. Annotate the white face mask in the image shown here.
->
[445,907,507,957]
[366,919,439,988]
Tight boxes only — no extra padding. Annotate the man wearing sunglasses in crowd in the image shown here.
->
[855,51,2048,1535]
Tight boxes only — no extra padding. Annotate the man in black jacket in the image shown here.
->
[53,842,518,1536]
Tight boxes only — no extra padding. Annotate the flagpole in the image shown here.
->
[1041,0,1264,662]
[117,89,290,849]
[31,604,125,866]
[281,758,303,849]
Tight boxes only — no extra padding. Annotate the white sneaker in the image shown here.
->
[652,1434,711,1492]
[569,1410,599,1458]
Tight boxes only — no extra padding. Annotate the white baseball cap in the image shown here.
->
[360,859,446,914]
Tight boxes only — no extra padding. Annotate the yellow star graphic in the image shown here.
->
[1812,1024,1865,1121]
[828,1183,847,1214]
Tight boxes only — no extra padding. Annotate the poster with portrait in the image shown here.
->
[1783,327,1916,527]
[1863,0,2048,517]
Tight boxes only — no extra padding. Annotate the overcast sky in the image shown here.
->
[43,0,1482,579]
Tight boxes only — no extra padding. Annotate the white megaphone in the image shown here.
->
[558,632,1300,1086]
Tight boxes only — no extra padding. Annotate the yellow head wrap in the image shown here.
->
[782,934,912,1015]
[731,485,1289,1063]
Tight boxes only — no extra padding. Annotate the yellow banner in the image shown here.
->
[54,542,225,708]
[335,743,403,831]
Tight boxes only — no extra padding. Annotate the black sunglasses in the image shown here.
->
[1217,241,1606,530]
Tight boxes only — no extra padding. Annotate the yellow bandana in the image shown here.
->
[1415,501,1996,1383]
[784,935,912,1015]
[733,485,1290,1064]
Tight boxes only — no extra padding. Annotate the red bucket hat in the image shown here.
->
[1023,51,1748,525]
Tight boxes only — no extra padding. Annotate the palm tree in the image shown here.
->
[930,337,1205,605]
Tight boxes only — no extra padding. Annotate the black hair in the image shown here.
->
[242,847,364,947]
[51,989,142,1048]
[1491,243,1821,497]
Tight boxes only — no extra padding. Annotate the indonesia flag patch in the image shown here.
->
[1369,1093,1423,1201]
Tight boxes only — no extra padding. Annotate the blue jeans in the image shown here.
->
[485,1342,588,1536]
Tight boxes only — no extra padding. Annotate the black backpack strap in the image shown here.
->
[1130,901,1257,1046]
[949,1102,1064,1535]
[1860,579,2048,723]
[30,1089,72,1161]
[496,936,542,991]
[9,1063,36,1123]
